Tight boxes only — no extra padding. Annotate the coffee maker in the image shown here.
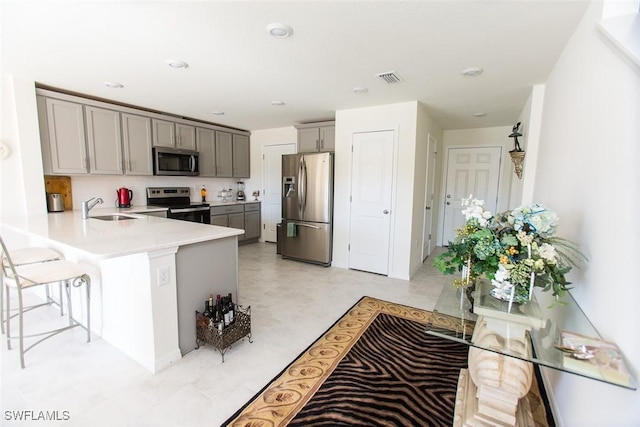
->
[236,182,246,201]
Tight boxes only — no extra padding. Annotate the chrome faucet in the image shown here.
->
[82,197,104,219]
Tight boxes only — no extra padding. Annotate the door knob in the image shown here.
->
[383,210,389,214]
[446,202,450,205]
[426,206,431,210]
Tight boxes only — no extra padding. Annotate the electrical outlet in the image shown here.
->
[158,266,170,286]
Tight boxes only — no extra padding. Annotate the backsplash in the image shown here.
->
[69,175,249,210]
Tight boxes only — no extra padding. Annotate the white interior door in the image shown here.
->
[422,134,437,261]
[262,143,296,242]
[349,130,394,275]
[442,146,502,244]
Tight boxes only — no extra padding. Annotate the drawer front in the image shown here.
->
[244,203,260,212]
[211,205,243,215]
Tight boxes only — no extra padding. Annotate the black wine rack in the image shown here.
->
[195,305,252,362]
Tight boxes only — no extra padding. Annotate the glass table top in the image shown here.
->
[426,278,636,390]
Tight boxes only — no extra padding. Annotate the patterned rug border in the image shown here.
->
[222,296,460,427]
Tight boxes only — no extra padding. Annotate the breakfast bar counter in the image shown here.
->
[1,209,244,373]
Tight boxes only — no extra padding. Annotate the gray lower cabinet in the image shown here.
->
[210,203,261,243]
[243,203,261,241]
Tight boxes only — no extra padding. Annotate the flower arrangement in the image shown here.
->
[434,196,586,305]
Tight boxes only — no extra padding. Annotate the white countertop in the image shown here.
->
[1,207,244,259]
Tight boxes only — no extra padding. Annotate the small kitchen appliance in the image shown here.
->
[116,187,133,208]
[236,182,246,201]
[46,193,65,212]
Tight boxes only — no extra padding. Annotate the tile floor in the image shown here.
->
[1,243,450,426]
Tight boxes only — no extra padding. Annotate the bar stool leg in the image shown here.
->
[1,273,4,335]
[85,275,91,343]
[65,280,73,326]
[17,282,25,369]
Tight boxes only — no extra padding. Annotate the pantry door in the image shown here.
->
[262,143,296,242]
[442,146,501,244]
[348,130,395,275]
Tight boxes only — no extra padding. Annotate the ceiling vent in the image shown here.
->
[376,71,403,84]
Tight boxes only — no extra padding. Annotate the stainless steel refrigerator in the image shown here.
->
[281,152,334,266]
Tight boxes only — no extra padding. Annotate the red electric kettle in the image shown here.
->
[116,188,133,208]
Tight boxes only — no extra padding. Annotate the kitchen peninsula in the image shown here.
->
[1,208,244,373]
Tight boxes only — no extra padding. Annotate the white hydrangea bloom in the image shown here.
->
[461,195,492,226]
[494,264,511,282]
[538,243,558,264]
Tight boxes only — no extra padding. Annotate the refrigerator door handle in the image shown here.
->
[292,222,321,229]
[302,158,307,211]
[297,157,304,216]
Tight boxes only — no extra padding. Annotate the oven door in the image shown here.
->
[168,207,211,224]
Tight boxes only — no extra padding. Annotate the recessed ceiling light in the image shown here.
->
[212,111,225,116]
[266,23,293,38]
[472,112,487,117]
[271,101,286,107]
[353,86,369,94]
[462,67,483,77]
[166,59,189,69]
[104,81,124,88]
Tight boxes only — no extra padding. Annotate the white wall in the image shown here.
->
[414,103,444,270]
[517,85,545,206]
[333,101,419,279]
[1,76,48,221]
[533,1,640,425]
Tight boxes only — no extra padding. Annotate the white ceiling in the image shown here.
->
[2,1,589,132]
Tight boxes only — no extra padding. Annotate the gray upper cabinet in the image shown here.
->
[197,127,217,177]
[176,124,196,150]
[122,113,153,175]
[41,97,88,174]
[296,121,335,153]
[199,128,250,178]
[85,106,123,175]
[36,88,250,177]
[152,119,176,147]
[216,131,233,177]
[232,134,250,178]
[152,119,196,150]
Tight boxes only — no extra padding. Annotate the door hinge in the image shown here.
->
[348,244,350,251]
[350,195,352,203]
[262,154,265,159]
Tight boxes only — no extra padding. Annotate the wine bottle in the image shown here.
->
[227,293,235,324]
[216,294,224,331]
[203,294,213,318]
[221,295,230,326]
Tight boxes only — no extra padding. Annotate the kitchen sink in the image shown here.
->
[91,214,139,221]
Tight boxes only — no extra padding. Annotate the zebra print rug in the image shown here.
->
[222,296,550,427]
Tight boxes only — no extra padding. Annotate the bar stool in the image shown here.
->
[1,246,62,334]
[1,236,91,368]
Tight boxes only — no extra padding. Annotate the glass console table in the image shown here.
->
[426,278,636,390]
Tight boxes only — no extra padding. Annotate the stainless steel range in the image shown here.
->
[146,187,210,224]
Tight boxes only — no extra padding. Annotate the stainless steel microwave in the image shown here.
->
[153,147,199,176]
